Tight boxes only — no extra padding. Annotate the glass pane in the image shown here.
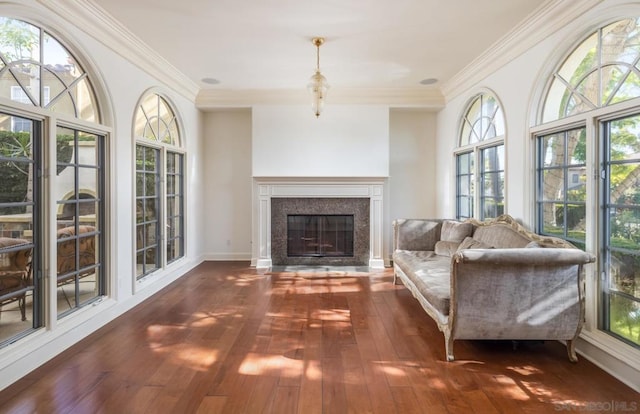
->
[458,175,471,196]
[167,195,175,217]
[144,147,157,171]
[136,173,144,195]
[567,169,586,202]
[57,127,76,164]
[483,172,504,198]
[0,162,30,204]
[136,251,145,278]
[541,203,564,236]
[610,70,640,106]
[458,197,472,219]
[609,164,640,204]
[144,173,157,197]
[542,169,565,201]
[541,134,564,167]
[166,174,175,195]
[609,207,640,251]
[608,293,640,346]
[573,71,599,110]
[144,199,157,222]
[0,18,40,62]
[457,152,472,174]
[168,120,179,146]
[77,132,98,166]
[167,152,176,173]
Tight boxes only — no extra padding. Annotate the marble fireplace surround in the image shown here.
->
[252,177,386,268]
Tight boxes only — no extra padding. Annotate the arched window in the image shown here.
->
[535,18,640,349]
[0,17,99,121]
[455,92,505,220]
[542,18,640,123]
[134,92,184,279]
[0,17,106,346]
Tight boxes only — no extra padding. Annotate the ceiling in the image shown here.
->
[92,0,546,98]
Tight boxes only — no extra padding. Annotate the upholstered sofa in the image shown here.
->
[392,214,595,362]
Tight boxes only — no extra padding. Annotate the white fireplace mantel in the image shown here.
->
[251,177,387,268]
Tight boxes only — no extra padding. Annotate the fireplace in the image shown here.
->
[251,177,386,268]
[271,198,369,266]
[287,214,354,258]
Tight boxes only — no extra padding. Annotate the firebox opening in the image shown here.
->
[287,214,354,257]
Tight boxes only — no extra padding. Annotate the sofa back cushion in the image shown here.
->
[395,219,443,251]
[434,240,460,257]
[441,220,474,243]
[472,223,531,248]
[456,236,492,251]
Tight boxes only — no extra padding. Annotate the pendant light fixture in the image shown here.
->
[307,37,329,118]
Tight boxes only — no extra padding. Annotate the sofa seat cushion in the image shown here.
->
[393,250,451,316]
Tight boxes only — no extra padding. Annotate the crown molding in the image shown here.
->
[440,0,603,101]
[196,87,445,110]
[35,0,199,101]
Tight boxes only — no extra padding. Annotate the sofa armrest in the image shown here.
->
[449,247,595,343]
[453,248,595,266]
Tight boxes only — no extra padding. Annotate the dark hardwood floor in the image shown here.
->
[0,261,637,413]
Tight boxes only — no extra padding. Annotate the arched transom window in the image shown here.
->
[455,92,505,220]
[0,17,99,122]
[542,18,640,123]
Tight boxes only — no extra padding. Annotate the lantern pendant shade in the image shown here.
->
[308,71,329,118]
[308,37,329,118]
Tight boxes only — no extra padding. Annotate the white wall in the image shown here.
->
[252,105,389,177]
[202,109,253,260]
[386,108,438,260]
[389,109,438,220]
[201,107,438,262]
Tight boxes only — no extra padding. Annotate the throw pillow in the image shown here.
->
[456,236,491,252]
[434,240,460,257]
[440,220,474,243]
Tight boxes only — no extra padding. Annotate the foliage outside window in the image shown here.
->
[537,17,640,348]
[0,17,105,346]
[134,93,184,280]
[456,92,505,220]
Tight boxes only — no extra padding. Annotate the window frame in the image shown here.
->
[133,92,185,283]
[0,16,109,346]
[533,16,640,355]
[455,91,506,220]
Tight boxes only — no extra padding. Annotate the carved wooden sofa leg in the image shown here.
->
[444,330,455,361]
[567,339,578,362]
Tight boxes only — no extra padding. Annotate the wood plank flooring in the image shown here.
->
[0,261,637,413]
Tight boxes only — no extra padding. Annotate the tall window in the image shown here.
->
[134,93,184,279]
[456,92,505,220]
[536,127,587,249]
[0,17,105,346]
[535,18,640,348]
